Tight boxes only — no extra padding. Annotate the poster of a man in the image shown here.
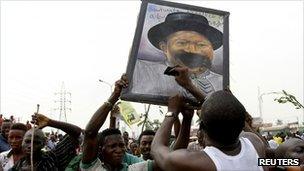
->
[122,0,229,106]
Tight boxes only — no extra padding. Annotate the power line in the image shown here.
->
[54,82,71,123]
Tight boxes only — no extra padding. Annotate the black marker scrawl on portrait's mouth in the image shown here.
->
[175,52,212,69]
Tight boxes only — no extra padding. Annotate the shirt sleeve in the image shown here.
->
[64,153,83,171]
[123,153,144,165]
[80,158,106,171]
[52,134,78,170]
[128,160,153,171]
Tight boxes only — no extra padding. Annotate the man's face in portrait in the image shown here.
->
[160,31,214,74]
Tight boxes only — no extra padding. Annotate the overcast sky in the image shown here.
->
[1,1,303,135]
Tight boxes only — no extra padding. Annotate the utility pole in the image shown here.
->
[258,87,281,122]
[54,82,71,123]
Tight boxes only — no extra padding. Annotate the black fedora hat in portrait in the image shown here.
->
[148,12,223,50]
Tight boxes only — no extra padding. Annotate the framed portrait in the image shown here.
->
[121,0,230,107]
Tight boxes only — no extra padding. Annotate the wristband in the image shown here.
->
[104,101,113,108]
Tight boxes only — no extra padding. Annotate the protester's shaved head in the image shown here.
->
[25,128,45,140]
[275,138,304,164]
[200,90,246,144]
[22,128,46,156]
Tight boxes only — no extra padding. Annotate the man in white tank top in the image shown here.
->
[151,66,268,171]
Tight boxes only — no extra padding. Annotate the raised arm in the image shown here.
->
[82,74,128,163]
[172,108,194,150]
[173,66,206,102]
[32,113,82,139]
[31,113,84,170]
[151,95,211,171]
[151,95,182,169]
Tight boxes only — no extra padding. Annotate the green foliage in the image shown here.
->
[274,90,303,109]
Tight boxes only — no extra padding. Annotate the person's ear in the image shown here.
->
[159,41,167,53]
[101,146,106,154]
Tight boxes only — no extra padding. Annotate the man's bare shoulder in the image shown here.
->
[241,132,264,145]
[240,132,266,157]
[166,149,216,171]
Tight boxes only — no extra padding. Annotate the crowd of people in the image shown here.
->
[0,69,303,171]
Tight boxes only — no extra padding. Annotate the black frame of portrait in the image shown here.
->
[121,0,230,106]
